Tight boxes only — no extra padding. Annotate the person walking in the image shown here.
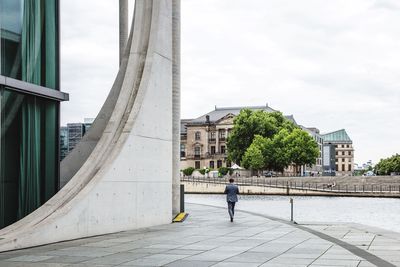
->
[224,178,239,222]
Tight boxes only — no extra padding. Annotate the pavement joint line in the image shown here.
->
[262,232,313,264]
[222,226,305,264]
[188,202,396,267]
[342,229,352,239]
[307,244,334,267]
[367,233,377,251]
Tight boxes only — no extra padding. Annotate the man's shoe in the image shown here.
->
[230,217,233,222]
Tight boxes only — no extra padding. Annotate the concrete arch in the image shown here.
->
[0,0,180,252]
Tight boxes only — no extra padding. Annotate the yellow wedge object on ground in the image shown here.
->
[173,212,188,223]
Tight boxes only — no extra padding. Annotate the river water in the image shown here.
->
[186,194,400,233]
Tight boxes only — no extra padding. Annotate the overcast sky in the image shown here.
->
[60,0,400,165]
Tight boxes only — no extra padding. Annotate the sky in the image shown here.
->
[60,0,400,165]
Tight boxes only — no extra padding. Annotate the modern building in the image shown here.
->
[60,126,68,161]
[0,0,68,228]
[60,118,95,159]
[67,123,85,152]
[180,105,298,171]
[83,117,95,132]
[322,129,354,176]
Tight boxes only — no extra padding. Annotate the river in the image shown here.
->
[186,194,400,233]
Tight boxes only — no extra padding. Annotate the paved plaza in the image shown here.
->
[0,203,400,266]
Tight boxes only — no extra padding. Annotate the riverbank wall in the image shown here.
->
[182,181,400,198]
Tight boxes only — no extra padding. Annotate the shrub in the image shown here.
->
[218,167,230,176]
[198,168,210,175]
[182,167,195,176]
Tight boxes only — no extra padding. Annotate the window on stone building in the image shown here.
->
[348,151,352,156]
[209,131,216,141]
[219,129,226,139]
[342,158,345,162]
[342,151,345,156]
[210,161,214,169]
[195,161,200,169]
[348,164,352,171]
[194,146,201,158]
[226,161,231,167]
[195,131,201,140]
[342,164,345,171]
[211,146,216,154]
[220,145,226,154]
[217,160,223,168]
[336,151,338,155]
[180,144,185,158]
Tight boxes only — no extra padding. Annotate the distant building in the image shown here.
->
[321,129,354,176]
[84,118,95,132]
[61,118,95,159]
[180,105,298,172]
[301,127,324,175]
[67,123,86,153]
[60,127,68,161]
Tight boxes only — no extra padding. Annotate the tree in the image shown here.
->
[266,129,292,172]
[286,128,319,174]
[227,109,295,164]
[241,131,292,173]
[228,109,319,174]
[375,154,400,175]
[242,136,265,171]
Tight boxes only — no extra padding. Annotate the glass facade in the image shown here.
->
[0,0,59,228]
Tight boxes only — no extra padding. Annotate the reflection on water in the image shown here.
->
[186,194,400,233]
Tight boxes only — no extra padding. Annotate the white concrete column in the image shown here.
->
[172,0,181,216]
[119,0,129,65]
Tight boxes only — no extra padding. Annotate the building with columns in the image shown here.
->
[181,106,354,177]
[180,105,297,170]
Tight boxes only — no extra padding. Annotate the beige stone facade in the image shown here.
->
[321,129,354,176]
[181,106,354,177]
[180,105,296,172]
[180,115,234,170]
[334,143,354,175]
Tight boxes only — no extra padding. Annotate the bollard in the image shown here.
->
[286,181,290,195]
[180,184,185,213]
[290,198,294,222]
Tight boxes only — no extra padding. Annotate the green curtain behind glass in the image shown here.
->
[44,0,58,200]
[19,0,42,218]
[0,0,58,225]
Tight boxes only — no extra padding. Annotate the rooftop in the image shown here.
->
[322,129,352,143]
[186,104,297,125]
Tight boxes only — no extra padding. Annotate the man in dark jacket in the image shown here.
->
[224,178,239,222]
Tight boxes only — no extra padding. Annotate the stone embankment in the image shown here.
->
[181,176,400,197]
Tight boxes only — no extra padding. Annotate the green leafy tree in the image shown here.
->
[227,109,295,164]
[266,129,292,172]
[286,128,319,174]
[375,154,400,175]
[228,109,319,174]
[242,141,265,171]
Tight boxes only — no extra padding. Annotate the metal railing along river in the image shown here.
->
[180,176,400,195]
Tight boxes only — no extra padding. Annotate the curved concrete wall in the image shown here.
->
[0,0,177,252]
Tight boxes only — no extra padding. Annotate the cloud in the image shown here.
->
[61,0,400,164]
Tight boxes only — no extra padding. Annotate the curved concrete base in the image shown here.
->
[0,0,178,252]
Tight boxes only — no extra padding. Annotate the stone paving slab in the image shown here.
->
[0,203,399,266]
